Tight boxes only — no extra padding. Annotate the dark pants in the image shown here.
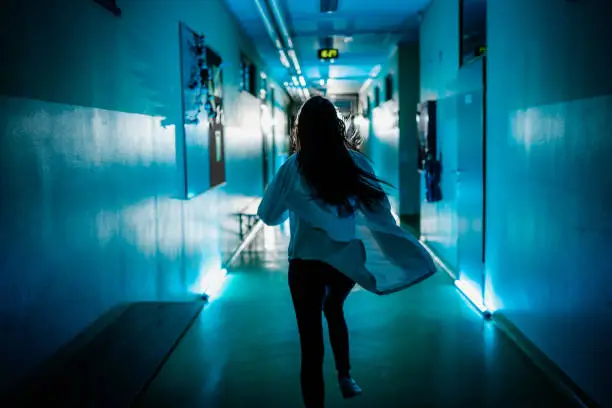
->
[288,259,356,408]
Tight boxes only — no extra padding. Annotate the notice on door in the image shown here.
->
[215,130,222,162]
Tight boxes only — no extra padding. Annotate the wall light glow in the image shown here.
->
[372,106,399,138]
[419,235,490,317]
[418,239,456,279]
[455,279,489,315]
[37,108,176,167]
[263,225,276,251]
[260,104,274,135]
[191,267,228,300]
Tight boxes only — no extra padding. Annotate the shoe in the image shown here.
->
[339,376,362,399]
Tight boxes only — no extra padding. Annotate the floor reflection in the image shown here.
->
[136,226,577,408]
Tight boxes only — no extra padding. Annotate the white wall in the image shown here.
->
[419,0,461,265]
[361,48,401,211]
[0,0,288,389]
[361,44,421,217]
[486,1,612,405]
[420,0,612,405]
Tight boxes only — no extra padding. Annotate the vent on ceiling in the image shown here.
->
[320,0,338,13]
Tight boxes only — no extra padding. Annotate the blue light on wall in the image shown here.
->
[0,0,291,388]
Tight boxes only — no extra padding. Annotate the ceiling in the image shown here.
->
[223,0,432,97]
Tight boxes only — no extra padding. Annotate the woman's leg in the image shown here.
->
[322,264,356,378]
[288,260,327,408]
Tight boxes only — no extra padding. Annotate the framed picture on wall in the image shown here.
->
[206,47,226,189]
[177,22,226,199]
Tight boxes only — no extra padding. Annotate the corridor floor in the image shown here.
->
[135,225,576,408]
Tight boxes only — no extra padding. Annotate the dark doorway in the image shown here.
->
[260,81,274,191]
[459,0,487,67]
[455,56,487,308]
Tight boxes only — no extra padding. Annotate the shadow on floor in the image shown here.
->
[2,224,580,407]
[134,227,578,408]
[2,302,204,407]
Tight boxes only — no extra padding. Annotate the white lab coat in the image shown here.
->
[257,152,437,295]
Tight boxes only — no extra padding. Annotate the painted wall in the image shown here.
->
[419,0,460,102]
[421,0,612,404]
[419,0,461,265]
[486,1,612,405]
[361,44,421,216]
[0,0,288,389]
[360,48,400,210]
[273,104,290,169]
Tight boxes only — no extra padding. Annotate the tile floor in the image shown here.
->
[136,225,576,408]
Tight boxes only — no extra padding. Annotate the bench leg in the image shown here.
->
[238,215,244,240]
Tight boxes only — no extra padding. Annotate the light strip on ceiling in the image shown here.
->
[263,0,308,100]
[268,0,291,46]
[254,0,304,100]
[278,49,290,68]
[254,0,282,48]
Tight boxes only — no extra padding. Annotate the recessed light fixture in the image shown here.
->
[320,0,338,13]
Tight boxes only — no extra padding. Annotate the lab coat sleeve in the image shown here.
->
[257,160,292,226]
[351,151,437,293]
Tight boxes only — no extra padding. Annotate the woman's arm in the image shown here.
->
[257,158,293,226]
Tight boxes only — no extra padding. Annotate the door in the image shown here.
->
[455,58,486,304]
[262,111,270,189]
[261,101,275,190]
[209,119,226,188]
[270,88,277,173]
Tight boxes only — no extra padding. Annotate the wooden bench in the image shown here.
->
[1,301,204,407]
[222,199,265,268]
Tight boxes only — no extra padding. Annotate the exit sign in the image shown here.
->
[318,48,339,61]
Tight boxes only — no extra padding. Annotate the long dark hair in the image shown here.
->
[290,96,390,216]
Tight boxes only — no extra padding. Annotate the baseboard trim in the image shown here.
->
[400,221,457,281]
[420,239,458,281]
[132,302,205,405]
[398,223,597,407]
[492,313,599,408]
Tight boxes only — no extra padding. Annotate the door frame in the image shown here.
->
[261,102,270,190]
